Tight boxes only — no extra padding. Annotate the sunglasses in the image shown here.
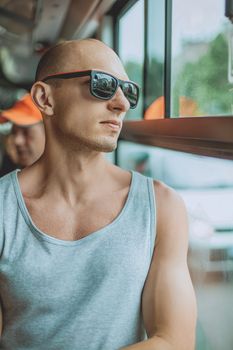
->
[41,70,139,109]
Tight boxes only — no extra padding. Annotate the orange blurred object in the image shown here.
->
[179,96,199,116]
[144,96,164,120]
[0,94,42,126]
[144,95,199,119]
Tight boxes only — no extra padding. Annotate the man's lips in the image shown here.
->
[100,120,122,130]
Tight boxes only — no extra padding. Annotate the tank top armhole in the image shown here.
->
[147,177,156,259]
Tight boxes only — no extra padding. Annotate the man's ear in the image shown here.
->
[31,82,54,116]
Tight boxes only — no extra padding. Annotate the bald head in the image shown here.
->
[31,39,132,155]
[35,39,127,82]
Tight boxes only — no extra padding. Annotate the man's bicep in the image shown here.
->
[142,259,196,348]
[142,182,197,349]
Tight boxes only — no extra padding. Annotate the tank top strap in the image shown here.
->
[130,170,156,258]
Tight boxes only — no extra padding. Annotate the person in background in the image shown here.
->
[0,93,45,176]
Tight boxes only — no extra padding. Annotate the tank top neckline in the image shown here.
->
[11,169,136,247]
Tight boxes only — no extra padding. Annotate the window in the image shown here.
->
[116,0,233,159]
[107,1,233,348]
[118,0,144,120]
[118,140,233,349]
[172,0,233,117]
[111,1,233,348]
[144,0,165,120]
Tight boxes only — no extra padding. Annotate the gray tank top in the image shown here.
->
[0,169,156,350]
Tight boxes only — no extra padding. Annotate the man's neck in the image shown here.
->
[18,149,114,205]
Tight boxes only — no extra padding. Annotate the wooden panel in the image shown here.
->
[120,117,233,160]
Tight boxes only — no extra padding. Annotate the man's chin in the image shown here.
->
[103,144,117,153]
[87,136,118,153]
[18,156,32,168]
[97,141,118,153]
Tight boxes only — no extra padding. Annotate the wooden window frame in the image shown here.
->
[111,0,233,160]
[120,117,233,160]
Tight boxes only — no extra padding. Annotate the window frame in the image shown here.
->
[120,117,233,160]
[114,0,145,120]
[109,0,233,160]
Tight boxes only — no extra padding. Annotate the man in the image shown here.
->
[0,93,45,176]
[0,39,197,349]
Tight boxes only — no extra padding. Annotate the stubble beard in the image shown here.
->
[62,132,118,153]
[80,135,118,153]
[53,120,119,153]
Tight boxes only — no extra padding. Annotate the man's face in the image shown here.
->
[10,123,45,167]
[46,42,132,153]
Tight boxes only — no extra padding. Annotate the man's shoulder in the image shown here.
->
[0,171,17,226]
[0,170,17,203]
[153,179,184,209]
[153,179,189,242]
[0,170,17,206]
[0,170,15,186]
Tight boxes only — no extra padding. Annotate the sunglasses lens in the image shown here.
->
[122,82,139,109]
[92,72,117,99]
[91,71,139,109]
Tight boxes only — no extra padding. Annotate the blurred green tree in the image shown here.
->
[173,33,232,116]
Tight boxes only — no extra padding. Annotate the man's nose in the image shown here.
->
[13,131,26,146]
[107,87,130,113]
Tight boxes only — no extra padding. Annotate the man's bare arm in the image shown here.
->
[121,181,197,350]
